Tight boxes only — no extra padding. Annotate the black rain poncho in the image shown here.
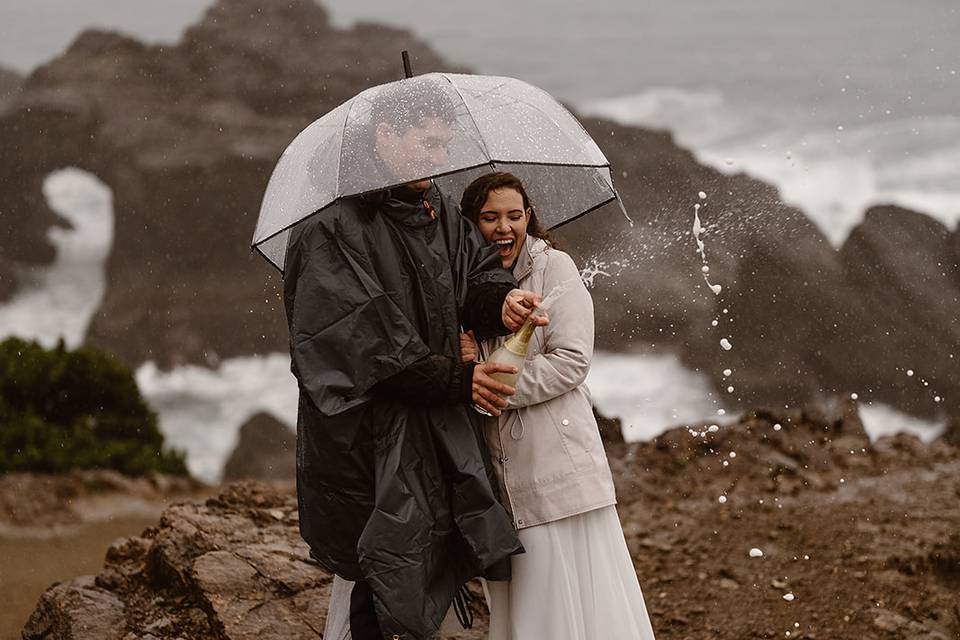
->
[283,184,523,638]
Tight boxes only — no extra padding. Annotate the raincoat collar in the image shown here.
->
[511,236,546,282]
[376,182,442,228]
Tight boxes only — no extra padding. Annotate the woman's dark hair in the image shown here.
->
[460,172,552,245]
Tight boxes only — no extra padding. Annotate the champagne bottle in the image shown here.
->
[472,310,540,416]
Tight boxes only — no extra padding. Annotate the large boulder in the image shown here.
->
[221,412,295,482]
[22,576,126,640]
[22,482,334,640]
[836,205,960,417]
[0,64,21,104]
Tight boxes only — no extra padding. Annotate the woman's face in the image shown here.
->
[476,188,531,269]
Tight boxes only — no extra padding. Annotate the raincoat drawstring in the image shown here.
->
[452,583,474,629]
[511,411,525,440]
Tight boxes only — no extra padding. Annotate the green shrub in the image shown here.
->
[0,337,187,476]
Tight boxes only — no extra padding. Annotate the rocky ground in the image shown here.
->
[18,402,960,640]
[0,471,208,638]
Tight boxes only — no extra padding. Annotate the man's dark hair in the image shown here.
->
[460,171,552,245]
[363,76,461,136]
[337,76,463,195]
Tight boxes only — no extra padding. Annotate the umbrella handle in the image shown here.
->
[401,50,413,78]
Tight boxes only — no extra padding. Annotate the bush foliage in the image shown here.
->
[0,337,187,475]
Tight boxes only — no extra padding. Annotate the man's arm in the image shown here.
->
[372,355,475,406]
[373,353,518,415]
[461,281,516,339]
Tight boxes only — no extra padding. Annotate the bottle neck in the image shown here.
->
[504,315,538,356]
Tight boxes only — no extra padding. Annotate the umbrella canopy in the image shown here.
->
[253,72,621,272]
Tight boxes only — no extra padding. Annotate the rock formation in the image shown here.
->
[837,205,960,416]
[0,64,21,106]
[221,412,295,482]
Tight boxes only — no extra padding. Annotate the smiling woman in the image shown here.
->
[459,171,658,640]
[460,172,552,269]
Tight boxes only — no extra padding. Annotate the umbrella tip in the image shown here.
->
[401,50,413,78]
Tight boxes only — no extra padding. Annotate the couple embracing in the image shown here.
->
[280,77,656,640]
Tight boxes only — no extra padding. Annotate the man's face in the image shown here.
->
[375,117,453,191]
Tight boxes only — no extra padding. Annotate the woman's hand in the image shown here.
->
[460,330,479,363]
[472,362,516,416]
[502,289,549,332]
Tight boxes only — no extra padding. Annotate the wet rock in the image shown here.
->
[872,609,950,639]
[23,482,334,639]
[222,412,296,482]
[838,206,960,418]
[594,407,625,444]
[0,64,21,102]
[22,575,126,640]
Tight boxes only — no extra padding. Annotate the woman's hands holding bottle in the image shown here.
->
[472,362,517,416]
[502,289,549,332]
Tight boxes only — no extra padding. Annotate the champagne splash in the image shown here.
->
[538,277,579,313]
[693,192,722,296]
[579,258,612,288]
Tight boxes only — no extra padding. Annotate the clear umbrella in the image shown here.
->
[253,70,624,272]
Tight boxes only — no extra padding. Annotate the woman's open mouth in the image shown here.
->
[495,238,515,256]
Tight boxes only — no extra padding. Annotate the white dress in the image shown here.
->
[322,576,464,639]
[485,505,657,640]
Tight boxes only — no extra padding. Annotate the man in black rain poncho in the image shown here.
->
[284,82,543,639]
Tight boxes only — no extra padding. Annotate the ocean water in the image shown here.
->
[0,169,112,348]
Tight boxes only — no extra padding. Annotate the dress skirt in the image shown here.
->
[322,576,462,639]
[485,505,657,640]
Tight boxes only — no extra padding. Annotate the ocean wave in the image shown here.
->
[858,403,947,443]
[581,89,960,245]
[0,168,112,347]
[136,355,298,483]
[586,350,733,441]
